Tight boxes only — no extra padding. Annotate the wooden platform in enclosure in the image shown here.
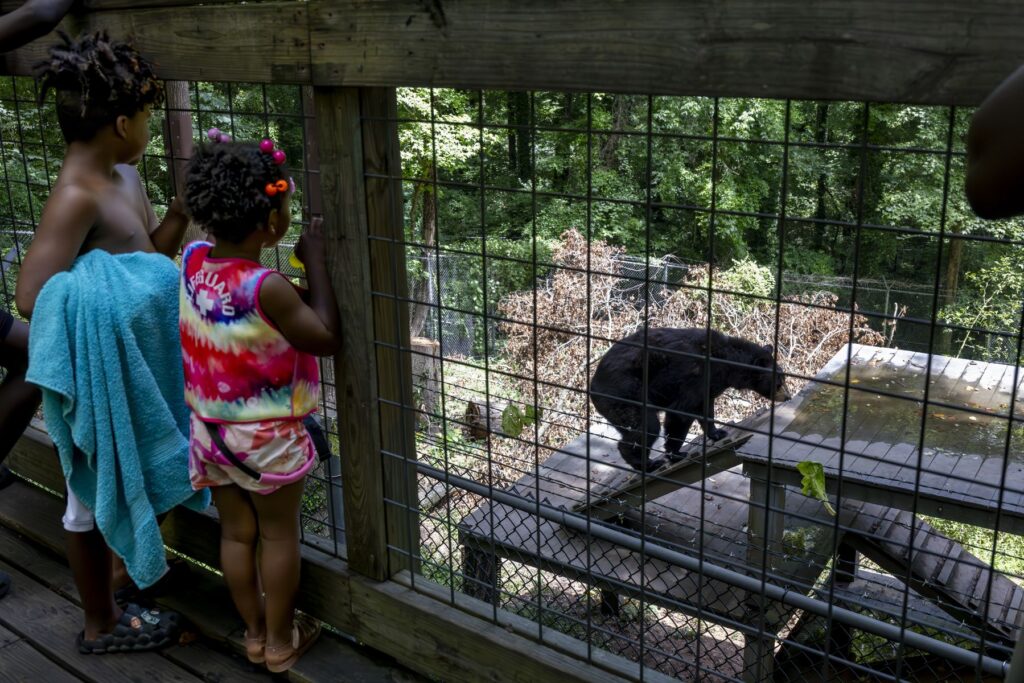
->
[738,344,1024,534]
[459,427,852,628]
[459,344,1024,680]
[0,478,425,683]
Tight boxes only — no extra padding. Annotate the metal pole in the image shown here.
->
[1007,633,1024,683]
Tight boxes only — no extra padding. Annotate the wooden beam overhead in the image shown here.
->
[0,1,310,84]
[3,0,1024,104]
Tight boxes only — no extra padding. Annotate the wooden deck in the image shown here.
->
[0,478,424,683]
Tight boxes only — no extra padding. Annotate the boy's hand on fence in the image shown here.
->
[296,217,326,266]
[168,195,188,218]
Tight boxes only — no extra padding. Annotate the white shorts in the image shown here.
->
[62,483,95,532]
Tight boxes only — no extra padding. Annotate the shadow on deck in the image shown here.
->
[0,477,424,683]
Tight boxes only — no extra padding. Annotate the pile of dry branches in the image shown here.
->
[497,229,884,451]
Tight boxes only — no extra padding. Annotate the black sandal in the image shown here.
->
[76,603,180,654]
[114,557,190,607]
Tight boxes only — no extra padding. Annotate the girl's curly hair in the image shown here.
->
[186,142,289,243]
[36,30,163,143]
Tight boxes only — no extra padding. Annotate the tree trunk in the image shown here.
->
[943,229,964,307]
[464,398,509,440]
[552,93,576,190]
[411,337,441,431]
[506,91,531,182]
[813,102,830,250]
[599,95,633,169]
[409,171,436,338]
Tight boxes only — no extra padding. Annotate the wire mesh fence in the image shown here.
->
[0,75,346,557]
[3,69,1024,681]
[387,89,1024,682]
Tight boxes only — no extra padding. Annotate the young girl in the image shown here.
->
[181,139,341,671]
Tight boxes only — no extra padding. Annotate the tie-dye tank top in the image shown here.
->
[179,241,319,423]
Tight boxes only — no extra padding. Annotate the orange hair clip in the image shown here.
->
[264,179,289,197]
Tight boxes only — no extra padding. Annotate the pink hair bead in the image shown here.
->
[272,149,287,165]
[218,133,232,143]
[206,127,220,141]
[259,138,275,153]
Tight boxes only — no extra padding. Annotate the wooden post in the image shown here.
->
[836,542,858,585]
[462,545,500,605]
[361,87,419,576]
[315,86,418,580]
[301,86,348,545]
[161,80,202,244]
[301,86,324,217]
[315,87,387,580]
[743,463,784,683]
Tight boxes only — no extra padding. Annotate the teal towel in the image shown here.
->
[27,249,210,589]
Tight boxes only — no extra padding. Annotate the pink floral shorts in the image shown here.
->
[189,413,315,494]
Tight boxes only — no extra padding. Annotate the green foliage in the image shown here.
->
[797,461,836,516]
[924,517,1024,579]
[500,403,541,438]
[940,253,1024,363]
[437,237,555,357]
[717,256,776,301]
[783,246,834,275]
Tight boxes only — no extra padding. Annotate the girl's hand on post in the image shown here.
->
[295,217,326,267]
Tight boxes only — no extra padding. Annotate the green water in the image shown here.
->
[787,361,1024,462]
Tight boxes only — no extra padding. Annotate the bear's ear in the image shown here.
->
[762,344,774,356]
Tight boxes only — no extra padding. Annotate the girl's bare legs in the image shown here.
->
[248,478,305,648]
[212,485,264,640]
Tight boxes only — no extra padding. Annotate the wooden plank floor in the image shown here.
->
[0,479,425,683]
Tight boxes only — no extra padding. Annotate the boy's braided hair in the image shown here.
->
[186,142,289,244]
[36,31,163,143]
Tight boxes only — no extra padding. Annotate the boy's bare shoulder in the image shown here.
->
[40,182,100,226]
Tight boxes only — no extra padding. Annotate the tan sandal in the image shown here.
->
[243,630,266,664]
[265,613,321,673]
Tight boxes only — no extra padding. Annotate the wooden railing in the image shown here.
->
[1,0,1022,104]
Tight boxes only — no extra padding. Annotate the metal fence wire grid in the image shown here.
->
[4,79,1024,682]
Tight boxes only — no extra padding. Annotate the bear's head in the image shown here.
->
[750,345,791,402]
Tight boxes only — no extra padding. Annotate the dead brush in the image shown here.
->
[495,229,885,456]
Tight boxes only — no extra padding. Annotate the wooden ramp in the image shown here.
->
[572,431,751,521]
[778,568,998,682]
[845,506,1024,646]
[0,478,425,683]
[460,425,853,631]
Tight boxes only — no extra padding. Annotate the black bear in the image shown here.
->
[589,328,791,471]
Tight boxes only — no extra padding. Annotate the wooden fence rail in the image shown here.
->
[2,0,1024,104]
